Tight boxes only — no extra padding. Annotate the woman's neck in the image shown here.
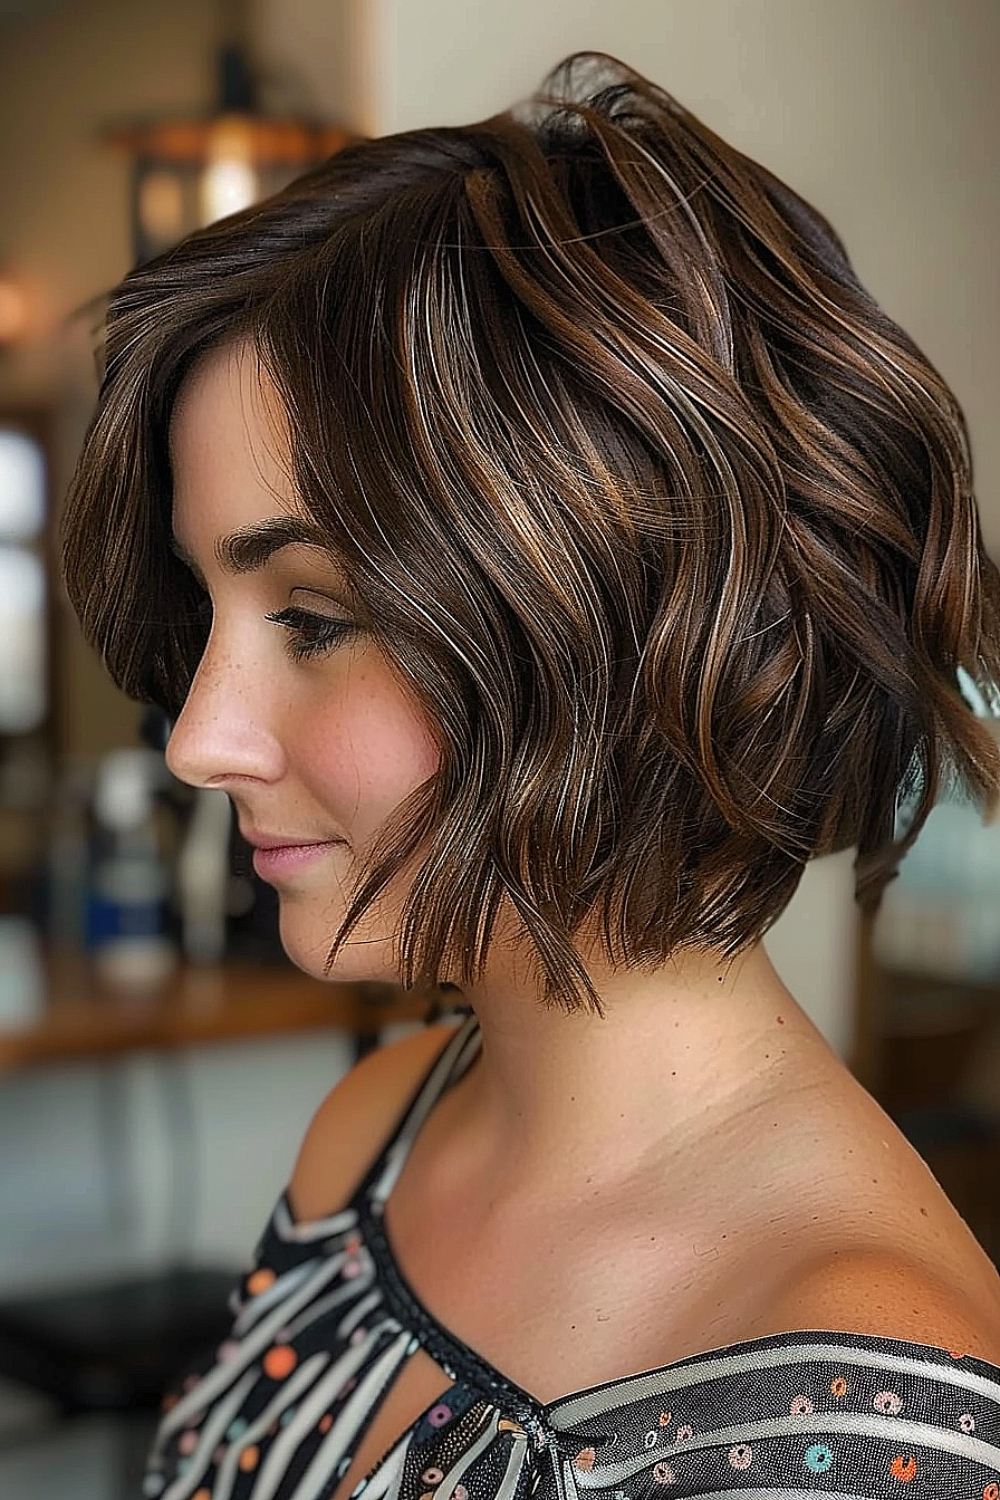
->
[444,939,835,1206]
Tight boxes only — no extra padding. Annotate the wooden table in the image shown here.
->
[0,949,440,1071]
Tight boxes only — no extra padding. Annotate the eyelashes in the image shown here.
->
[264,606,359,662]
[181,577,358,664]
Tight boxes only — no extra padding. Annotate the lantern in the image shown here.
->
[104,40,355,266]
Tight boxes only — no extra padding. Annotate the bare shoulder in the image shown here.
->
[752,1055,1000,1366]
[287,1018,463,1224]
[768,1241,1000,1366]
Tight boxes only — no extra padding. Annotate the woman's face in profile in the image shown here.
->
[165,339,441,981]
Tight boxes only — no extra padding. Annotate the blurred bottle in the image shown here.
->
[85,748,178,989]
[176,786,232,963]
[140,704,281,966]
[0,915,44,1026]
[44,755,93,950]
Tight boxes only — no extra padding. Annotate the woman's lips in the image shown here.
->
[251,841,343,882]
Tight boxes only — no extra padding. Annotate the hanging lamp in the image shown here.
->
[103,11,355,266]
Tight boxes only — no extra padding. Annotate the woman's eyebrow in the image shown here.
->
[168,516,333,580]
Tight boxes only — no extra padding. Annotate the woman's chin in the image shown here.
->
[276,908,400,987]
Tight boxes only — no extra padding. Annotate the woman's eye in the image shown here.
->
[264,606,358,662]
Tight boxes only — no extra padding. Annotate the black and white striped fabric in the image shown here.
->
[142,1010,1000,1499]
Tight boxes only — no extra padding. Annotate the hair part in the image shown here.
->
[61,51,1000,1016]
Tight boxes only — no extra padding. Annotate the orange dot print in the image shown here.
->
[247,1268,277,1295]
[263,1344,298,1379]
[890,1455,918,1482]
[830,1377,848,1397]
[238,1445,260,1472]
[319,1414,333,1434]
[984,1485,1000,1500]
[193,1490,212,1500]
[573,1447,596,1471]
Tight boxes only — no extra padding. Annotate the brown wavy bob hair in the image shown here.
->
[61,52,1000,1015]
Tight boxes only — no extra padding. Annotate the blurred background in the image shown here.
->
[0,0,999,1494]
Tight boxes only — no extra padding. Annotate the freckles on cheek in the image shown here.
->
[302,672,441,812]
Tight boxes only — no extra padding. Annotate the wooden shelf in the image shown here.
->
[0,951,436,1071]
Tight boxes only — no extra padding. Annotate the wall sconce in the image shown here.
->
[103,41,355,266]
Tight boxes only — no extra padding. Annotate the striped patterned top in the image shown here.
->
[142,1009,1000,1500]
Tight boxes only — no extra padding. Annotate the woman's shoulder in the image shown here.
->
[763,1241,1000,1368]
[739,1055,1000,1367]
[285,1015,465,1225]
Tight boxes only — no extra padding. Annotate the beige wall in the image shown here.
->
[254,0,375,135]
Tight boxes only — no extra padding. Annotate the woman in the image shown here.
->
[62,51,1000,1500]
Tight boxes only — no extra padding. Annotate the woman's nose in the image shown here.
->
[164,641,284,790]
